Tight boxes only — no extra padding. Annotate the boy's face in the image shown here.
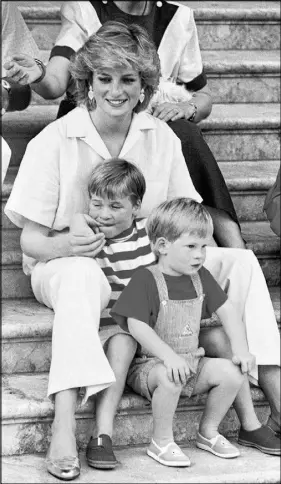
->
[89,193,139,238]
[161,232,209,276]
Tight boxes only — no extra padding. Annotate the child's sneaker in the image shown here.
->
[196,432,240,458]
[147,439,191,467]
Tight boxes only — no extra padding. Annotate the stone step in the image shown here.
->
[2,445,280,484]
[2,104,280,167]
[1,372,271,456]
[2,287,280,375]
[33,49,280,105]
[3,161,280,227]
[17,1,281,51]
[1,221,280,300]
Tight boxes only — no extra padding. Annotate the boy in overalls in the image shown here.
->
[111,197,256,467]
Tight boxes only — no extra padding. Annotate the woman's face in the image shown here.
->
[91,67,142,119]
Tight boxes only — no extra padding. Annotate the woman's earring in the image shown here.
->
[102,1,107,4]
[88,86,94,102]
[156,1,163,7]
[139,89,145,104]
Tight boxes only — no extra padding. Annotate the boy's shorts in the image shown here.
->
[127,354,209,402]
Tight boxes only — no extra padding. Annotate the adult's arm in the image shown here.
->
[154,6,212,123]
[4,2,100,100]
[21,217,105,262]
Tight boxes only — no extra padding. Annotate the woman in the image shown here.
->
[5,21,280,480]
[4,0,245,248]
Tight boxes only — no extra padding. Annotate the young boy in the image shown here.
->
[111,197,256,467]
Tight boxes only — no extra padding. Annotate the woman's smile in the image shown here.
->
[91,67,142,117]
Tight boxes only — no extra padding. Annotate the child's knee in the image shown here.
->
[106,334,137,366]
[218,359,244,388]
[154,364,183,394]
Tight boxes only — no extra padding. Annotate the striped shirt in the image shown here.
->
[97,218,156,326]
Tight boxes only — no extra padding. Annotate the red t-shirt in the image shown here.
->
[111,265,227,332]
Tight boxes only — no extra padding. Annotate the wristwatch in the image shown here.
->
[33,58,46,84]
[187,102,197,122]
[1,79,11,115]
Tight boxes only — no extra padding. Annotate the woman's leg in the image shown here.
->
[168,119,245,248]
[31,257,115,459]
[204,247,280,380]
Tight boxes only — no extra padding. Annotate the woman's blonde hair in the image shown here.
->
[69,21,161,112]
[147,198,214,256]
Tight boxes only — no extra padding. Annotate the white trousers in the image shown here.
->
[31,249,280,403]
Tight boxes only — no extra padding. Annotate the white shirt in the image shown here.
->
[5,107,201,274]
[53,1,203,85]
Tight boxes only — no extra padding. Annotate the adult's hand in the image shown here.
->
[4,54,42,85]
[69,213,106,258]
[152,101,195,123]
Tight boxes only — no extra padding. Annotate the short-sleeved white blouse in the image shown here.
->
[5,107,202,273]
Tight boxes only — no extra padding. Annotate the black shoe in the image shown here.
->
[238,425,281,456]
[266,416,281,438]
[86,434,118,469]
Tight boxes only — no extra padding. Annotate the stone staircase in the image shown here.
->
[2,1,280,482]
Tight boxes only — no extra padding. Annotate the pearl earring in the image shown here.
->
[139,89,145,104]
[88,86,94,101]
[102,1,107,4]
[156,1,162,7]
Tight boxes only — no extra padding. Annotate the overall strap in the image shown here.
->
[146,265,169,302]
[190,272,204,298]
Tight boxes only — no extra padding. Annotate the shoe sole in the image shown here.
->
[87,459,118,469]
[196,442,240,459]
[238,438,281,456]
[147,449,191,467]
[47,469,80,481]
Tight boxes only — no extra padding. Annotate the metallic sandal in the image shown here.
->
[46,455,81,481]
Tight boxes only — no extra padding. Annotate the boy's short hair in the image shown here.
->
[88,158,146,206]
[147,197,213,255]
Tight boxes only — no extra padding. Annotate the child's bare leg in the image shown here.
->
[193,358,243,438]
[199,327,262,431]
[148,363,182,446]
[94,333,137,438]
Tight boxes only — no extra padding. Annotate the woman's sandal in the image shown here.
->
[46,453,81,481]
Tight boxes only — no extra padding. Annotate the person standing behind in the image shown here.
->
[1,1,44,182]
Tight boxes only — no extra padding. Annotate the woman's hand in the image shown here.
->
[152,102,195,123]
[232,352,256,374]
[163,352,191,385]
[69,213,105,257]
[4,55,42,85]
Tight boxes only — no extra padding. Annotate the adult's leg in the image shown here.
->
[203,246,280,416]
[31,257,115,459]
[258,365,280,430]
[168,119,245,248]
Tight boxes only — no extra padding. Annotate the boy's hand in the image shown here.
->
[232,352,256,374]
[163,352,191,385]
[69,214,105,257]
